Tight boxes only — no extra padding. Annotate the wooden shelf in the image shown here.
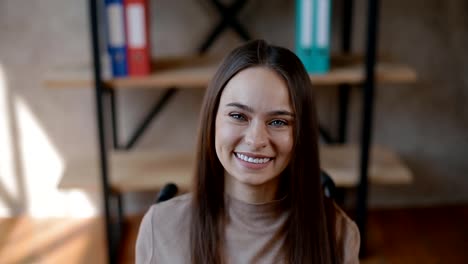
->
[60,151,195,193]
[320,144,413,187]
[59,145,413,193]
[44,55,417,89]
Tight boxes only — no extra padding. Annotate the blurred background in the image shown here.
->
[0,0,467,263]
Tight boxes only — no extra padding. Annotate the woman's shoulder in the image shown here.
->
[334,203,361,264]
[143,193,193,234]
[334,203,359,233]
[149,193,193,219]
[136,194,192,263]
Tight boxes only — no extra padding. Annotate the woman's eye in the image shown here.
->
[229,113,246,121]
[269,119,288,127]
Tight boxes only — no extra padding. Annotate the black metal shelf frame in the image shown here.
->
[88,0,379,262]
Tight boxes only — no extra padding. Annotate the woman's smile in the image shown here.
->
[234,152,274,169]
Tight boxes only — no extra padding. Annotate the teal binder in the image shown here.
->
[295,0,332,74]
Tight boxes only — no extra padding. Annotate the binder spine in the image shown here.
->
[125,0,151,76]
[295,0,331,74]
[105,0,128,77]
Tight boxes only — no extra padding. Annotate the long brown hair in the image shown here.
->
[190,40,338,263]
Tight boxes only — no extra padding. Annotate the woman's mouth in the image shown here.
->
[234,152,273,169]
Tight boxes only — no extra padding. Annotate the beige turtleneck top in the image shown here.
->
[136,194,360,264]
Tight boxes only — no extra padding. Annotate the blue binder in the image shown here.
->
[105,0,128,77]
[295,0,332,74]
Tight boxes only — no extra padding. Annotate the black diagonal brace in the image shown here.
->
[123,88,178,150]
[199,0,251,53]
[319,126,334,144]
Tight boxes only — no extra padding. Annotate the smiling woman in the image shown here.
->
[136,40,360,264]
[216,67,294,201]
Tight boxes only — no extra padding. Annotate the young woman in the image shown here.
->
[136,40,360,264]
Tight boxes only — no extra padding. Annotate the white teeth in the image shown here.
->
[235,153,271,164]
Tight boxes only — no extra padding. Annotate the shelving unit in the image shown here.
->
[46,0,417,263]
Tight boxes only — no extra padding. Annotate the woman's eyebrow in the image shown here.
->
[226,102,294,117]
[226,102,254,113]
[267,110,295,117]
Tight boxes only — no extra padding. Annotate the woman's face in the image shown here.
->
[215,66,294,187]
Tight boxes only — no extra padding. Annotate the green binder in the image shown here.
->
[295,0,332,74]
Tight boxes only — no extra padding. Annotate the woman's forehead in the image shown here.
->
[219,67,293,112]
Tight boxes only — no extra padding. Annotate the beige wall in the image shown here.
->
[0,0,467,217]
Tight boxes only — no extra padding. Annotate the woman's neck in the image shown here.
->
[224,173,281,204]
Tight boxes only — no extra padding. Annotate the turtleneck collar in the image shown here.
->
[224,194,289,234]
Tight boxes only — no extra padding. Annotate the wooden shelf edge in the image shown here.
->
[320,144,414,187]
[44,55,418,89]
[58,145,413,193]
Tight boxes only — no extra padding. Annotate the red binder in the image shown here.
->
[124,0,151,76]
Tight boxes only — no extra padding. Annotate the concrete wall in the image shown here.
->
[0,0,467,217]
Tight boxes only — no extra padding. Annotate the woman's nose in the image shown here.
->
[245,121,268,149]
